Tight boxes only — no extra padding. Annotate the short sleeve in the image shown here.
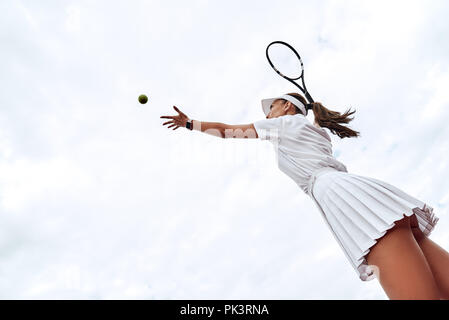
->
[253,116,284,141]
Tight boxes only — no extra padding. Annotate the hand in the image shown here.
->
[160,106,190,130]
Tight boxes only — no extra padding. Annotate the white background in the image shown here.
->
[1,0,448,299]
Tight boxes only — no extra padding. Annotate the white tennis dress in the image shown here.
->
[253,113,439,281]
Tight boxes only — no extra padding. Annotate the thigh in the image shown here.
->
[416,237,449,299]
[410,214,449,300]
[365,215,440,300]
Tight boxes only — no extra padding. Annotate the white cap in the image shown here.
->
[261,94,308,117]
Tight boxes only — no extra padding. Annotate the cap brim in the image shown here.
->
[261,97,278,117]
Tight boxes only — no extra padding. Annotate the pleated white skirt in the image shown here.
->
[311,169,439,281]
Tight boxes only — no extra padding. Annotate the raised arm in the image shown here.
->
[160,106,259,139]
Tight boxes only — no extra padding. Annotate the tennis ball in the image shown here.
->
[138,94,148,104]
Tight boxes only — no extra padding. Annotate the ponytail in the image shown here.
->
[308,101,360,139]
[285,92,360,139]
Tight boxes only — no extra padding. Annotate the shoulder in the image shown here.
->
[253,115,285,129]
[283,114,308,127]
[253,116,286,141]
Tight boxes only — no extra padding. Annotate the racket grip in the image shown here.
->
[305,92,314,104]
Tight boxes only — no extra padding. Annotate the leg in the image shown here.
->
[365,215,440,300]
[410,214,449,299]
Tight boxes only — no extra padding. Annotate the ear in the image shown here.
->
[284,101,293,111]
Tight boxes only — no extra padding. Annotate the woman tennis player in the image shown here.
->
[160,92,449,300]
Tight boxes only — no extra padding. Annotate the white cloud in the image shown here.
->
[65,5,81,34]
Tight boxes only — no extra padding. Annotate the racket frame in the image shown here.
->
[266,41,314,104]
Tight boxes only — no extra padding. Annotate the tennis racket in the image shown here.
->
[265,40,314,104]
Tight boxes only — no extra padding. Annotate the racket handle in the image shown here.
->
[305,92,314,104]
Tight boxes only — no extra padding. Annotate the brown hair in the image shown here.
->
[278,92,360,139]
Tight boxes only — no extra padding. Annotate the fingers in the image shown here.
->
[167,123,180,130]
[162,120,180,130]
[173,106,186,116]
[161,106,186,118]
[161,106,186,131]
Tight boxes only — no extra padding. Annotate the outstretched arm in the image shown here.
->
[160,106,259,139]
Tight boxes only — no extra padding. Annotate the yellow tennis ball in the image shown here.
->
[138,94,148,104]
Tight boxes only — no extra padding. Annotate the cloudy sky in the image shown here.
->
[1,0,449,299]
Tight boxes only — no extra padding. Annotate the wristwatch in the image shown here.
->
[186,119,193,130]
